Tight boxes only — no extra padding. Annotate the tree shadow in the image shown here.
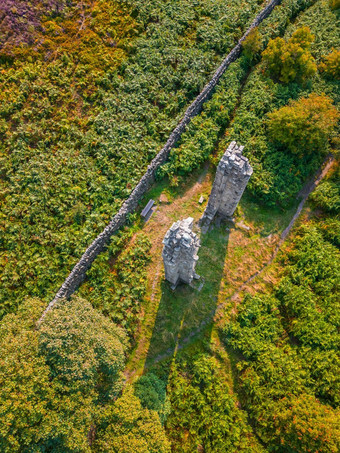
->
[143,222,230,387]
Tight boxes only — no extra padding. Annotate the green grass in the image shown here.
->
[238,192,300,236]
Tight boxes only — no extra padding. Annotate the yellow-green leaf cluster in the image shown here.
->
[262,26,317,83]
[267,93,339,155]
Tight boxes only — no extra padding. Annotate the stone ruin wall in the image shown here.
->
[39,0,281,322]
[162,218,200,287]
[201,141,253,225]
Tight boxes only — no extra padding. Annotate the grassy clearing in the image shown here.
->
[124,161,298,376]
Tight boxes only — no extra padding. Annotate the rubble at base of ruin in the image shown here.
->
[162,217,200,288]
[201,141,253,226]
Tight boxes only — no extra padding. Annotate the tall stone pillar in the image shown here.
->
[201,141,252,225]
[162,217,200,288]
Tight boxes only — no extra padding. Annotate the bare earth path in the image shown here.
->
[125,155,335,378]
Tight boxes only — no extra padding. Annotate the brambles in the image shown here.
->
[262,26,317,83]
[267,93,339,156]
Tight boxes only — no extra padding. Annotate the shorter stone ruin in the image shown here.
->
[162,217,200,288]
[201,141,253,226]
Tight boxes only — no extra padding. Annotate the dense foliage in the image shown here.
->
[310,165,340,212]
[79,233,151,337]
[0,297,128,452]
[242,27,263,60]
[319,48,340,79]
[95,388,171,453]
[262,26,317,83]
[134,372,171,424]
[267,93,339,156]
[166,355,264,452]
[39,297,128,402]
[221,221,340,450]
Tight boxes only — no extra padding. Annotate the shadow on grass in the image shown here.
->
[238,192,299,237]
[143,223,230,383]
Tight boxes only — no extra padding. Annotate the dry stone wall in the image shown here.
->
[39,0,281,322]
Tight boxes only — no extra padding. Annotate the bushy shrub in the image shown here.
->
[134,373,171,424]
[242,28,263,60]
[94,388,171,453]
[310,181,340,213]
[320,48,340,80]
[262,26,317,83]
[267,93,339,156]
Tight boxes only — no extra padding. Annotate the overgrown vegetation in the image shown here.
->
[162,0,340,207]
[1,0,339,451]
[0,0,267,320]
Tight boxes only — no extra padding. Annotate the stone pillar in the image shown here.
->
[201,141,252,225]
[162,217,200,288]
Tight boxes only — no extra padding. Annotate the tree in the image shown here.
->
[0,299,92,452]
[0,297,129,452]
[262,26,317,83]
[242,28,262,60]
[320,48,340,80]
[267,93,339,156]
[94,388,171,453]
[38,297,128,402]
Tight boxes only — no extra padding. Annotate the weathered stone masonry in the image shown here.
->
[39,0,281,323]
[201,141,253,225]
[162,218,200,288]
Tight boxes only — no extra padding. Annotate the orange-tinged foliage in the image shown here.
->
[319,48,340,80]
[274,394,340,453]
[267,93,339,156]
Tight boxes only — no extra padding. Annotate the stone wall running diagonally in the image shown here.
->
[38,0,281,324]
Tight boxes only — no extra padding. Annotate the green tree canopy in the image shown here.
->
[262,26,317,83]
[94,388,171,453]
[241,27,263,60]
[0,299,92,452]
[38,297,128,402]
[0,297,129,452]
[134,373,171,424]
[267,93,339,156]
[320,48,340,80]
